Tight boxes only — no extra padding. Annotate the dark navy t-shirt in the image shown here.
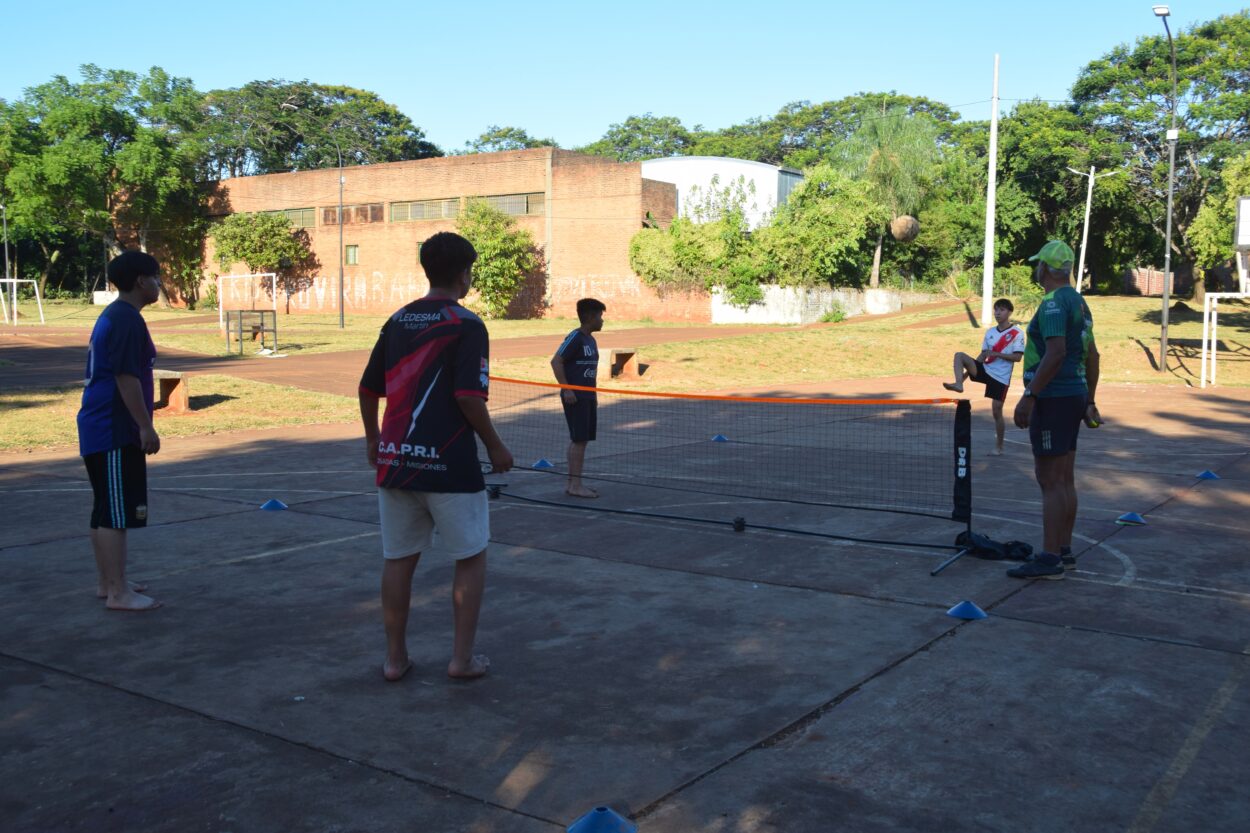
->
[359,299,490,493]
[556,329,598,401]
[77,301,156,456]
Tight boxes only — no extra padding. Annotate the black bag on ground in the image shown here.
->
[955,531,1033,561]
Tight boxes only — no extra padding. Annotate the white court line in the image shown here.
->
[150,470,367,480]
[973,511,1137,586]
[1000,436,1248,456]
[47,531,380,600]
[1068,573,1250,602]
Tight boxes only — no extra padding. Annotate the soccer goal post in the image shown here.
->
[0,278,46,325]
[217,273,277,330]
[1199,196,1250,388]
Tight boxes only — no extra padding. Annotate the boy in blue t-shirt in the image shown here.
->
[78,251,163,611]
[550,298,605,498]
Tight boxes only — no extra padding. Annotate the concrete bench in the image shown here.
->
[610,348,641,380]
[152,369,190,414]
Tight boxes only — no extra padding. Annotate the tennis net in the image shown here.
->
[485,377,971,526]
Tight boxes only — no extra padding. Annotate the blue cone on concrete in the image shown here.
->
[1116,512,1147,526]
[1197,470,1221,480]
[567,807,636,833]
[260,499,288,511]
[532,458,555,470]
[711,434,730,442]
[946,601,988,620]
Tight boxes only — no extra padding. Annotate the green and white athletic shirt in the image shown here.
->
[1021,285,1093,399]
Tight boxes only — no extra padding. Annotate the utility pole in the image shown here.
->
[1066,166,1119,293]
[981,55,1001,326]
[1155,5,1179,372]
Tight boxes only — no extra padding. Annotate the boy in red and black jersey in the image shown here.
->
[359,232,512,682]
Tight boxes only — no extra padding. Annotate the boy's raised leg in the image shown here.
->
[944,352,977,393]
[381,553,420,680]
[448,551,490,679]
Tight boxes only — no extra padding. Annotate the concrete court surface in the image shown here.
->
[1,380,1249,832]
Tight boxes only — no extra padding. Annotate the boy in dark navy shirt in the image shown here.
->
[78,251,163,611]
[360,232,512,681]
[550,298,605,498]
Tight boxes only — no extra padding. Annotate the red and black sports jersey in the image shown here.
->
[359,299,490,493]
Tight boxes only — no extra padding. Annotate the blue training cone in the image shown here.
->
[1116,512,1147,526]
[260,499,288,511]
[532,458,555,470]
[1197,470,1221,480]
[946,601,988,620]
[711,434,730,442]
[567,806,636,833]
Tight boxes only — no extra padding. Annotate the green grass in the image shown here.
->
[494,297,1250,391]
[0,375,358,452]
[30,300,707,356]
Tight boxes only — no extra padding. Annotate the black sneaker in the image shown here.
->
[1007,552,1064,580]
[1060,548,1077,571]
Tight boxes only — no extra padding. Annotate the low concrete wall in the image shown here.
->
[711,286,938,324]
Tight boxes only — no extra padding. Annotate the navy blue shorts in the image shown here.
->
[1029,395,1086,457]
[971,362,1009,402]
[83,445,149,529]
[562,397,597,443]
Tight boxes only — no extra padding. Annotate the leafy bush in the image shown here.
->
[456,199,541,318]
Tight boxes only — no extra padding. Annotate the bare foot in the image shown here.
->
[97,580,148,599]
[383,657,413,682]
[943,382,964,393]
[447,654,490,680]
[105,590,162,611]
[565,486,599,499]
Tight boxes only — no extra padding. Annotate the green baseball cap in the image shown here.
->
[1028,240,1075,270]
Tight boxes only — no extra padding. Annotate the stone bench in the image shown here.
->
[153,369,190,414]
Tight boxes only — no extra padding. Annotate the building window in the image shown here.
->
[478,193,545,216]
[262,207,316,228]
[323,203,384,225]
[345,245,359,266]
[391,198,461,222]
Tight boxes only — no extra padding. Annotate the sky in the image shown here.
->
[0,0,1241,152]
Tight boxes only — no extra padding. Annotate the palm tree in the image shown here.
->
[842,107,939,287]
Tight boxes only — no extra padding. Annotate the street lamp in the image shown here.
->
[1154,4,1179,372]
[1066,166,1119,293]
[281,103,346,329]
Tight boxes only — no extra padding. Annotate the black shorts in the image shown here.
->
[83,446,149,529]
[562,396,597,443]
[971,362,1009,402]
[1029,395,1086,457]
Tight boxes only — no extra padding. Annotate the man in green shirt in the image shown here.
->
[1008,240,1102,580]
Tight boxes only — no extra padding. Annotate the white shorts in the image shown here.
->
[377,489,489,560]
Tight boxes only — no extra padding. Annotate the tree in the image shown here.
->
[839,107,940,287]
[197,80,441,178]
[691,93,961,168]
[755,165,887,288]
[1071,11,1250,268]
[455,200,541,318]
[579,114,698,161]
[211,211,317,306]
[1190,148,1250,272]
[460,125,557,154]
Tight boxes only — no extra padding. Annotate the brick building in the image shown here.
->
[206,148,713,321]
